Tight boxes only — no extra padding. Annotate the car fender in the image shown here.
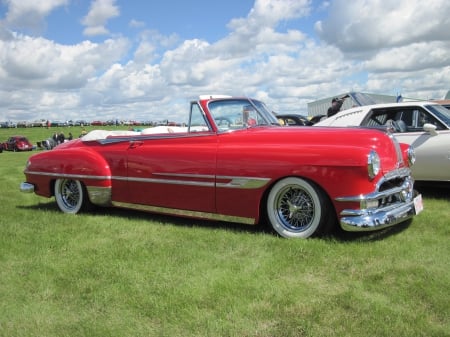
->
[25,147,112,199]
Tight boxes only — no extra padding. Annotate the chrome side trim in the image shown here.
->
[153,172,214,179]
[116,176,214,187]
[112,201,256,225]
[216,176,271,189]
[25,170,111,180]
[25,170,271,190]
[114,173,270,189]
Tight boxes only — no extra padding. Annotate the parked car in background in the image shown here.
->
[17,121,32,128]
[309,114,327,124]
[75,120,90,126]
[2,135,33,151]
[0,121,17,128]
[32,119,47,127]
[50,120,67,127]
[276,113,313,126]
[20,95,421,239]
[315,101,450,183]
[91,120,107,126]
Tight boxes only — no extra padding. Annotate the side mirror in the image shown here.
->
[423,123,438,136]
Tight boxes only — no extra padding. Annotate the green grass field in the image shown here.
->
[1,127,449,337]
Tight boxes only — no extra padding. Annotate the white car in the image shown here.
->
[315,101,450,182]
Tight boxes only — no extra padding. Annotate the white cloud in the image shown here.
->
[0,34,129,89]
[313,0,450,100]
[129,19,145,29]
[230,0,311,29]
[81,0,120,36]
[363,41,450,72]
[316,0,450,54]
[0,32,130,120]
[1,0,68,33]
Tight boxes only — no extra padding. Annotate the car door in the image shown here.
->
[125,104,218,213]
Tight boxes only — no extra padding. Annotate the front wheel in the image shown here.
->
[54,179,91,213]
[266,177,335,239]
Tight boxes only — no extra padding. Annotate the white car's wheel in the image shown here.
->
[266,177,334,238]
[54,179,90,214]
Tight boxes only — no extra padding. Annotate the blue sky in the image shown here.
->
[42,1,256,44]
[1,0,449,123]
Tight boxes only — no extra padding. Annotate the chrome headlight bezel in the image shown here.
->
[368,150,381,179]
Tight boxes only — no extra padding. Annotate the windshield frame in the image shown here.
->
[206,98,279,132]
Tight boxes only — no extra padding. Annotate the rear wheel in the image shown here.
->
[54,179,92,213]
[266,177,335,238]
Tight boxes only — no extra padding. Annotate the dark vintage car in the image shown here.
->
[20,96,422,239]
[3,135,33,151]
[309,114,327,124]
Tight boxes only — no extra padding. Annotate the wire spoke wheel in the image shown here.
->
[267,177,333,238]
[54,179,85,213]
[277,186,315,231]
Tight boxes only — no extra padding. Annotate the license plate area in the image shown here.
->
[413,194,423,214]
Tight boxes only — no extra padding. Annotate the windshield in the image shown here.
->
[426,104,450,127]
[207,98,279,131]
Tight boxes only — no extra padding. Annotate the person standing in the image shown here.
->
[327,95,349,117]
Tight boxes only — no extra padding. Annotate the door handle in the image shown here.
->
[129,141,143,149]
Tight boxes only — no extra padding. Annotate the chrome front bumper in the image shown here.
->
[340,198,419,231]
[337,175,423,232]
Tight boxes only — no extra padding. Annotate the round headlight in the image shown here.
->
[368,150,380,179]
[407,146,416,166]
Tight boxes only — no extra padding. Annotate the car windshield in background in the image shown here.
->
[207,99,279,131]
[426,104,450,127]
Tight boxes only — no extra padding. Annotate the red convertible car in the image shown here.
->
[20,96,422,238]
[3,135,33,151]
